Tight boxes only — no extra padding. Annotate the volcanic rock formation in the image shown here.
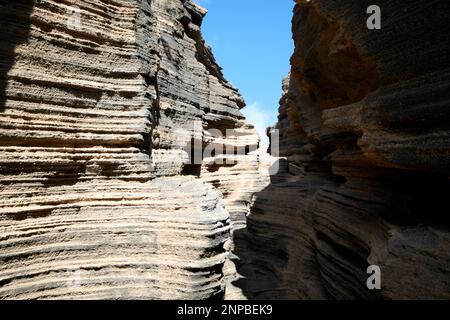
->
[1,0,449,301]
[233,0,450,299]
[0,0,269,299]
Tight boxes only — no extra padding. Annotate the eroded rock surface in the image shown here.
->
[0,0,268,299]
[2,0,448,301]
[234,0,450,299]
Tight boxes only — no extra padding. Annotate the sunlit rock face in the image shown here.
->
[233,0,450,299]
[0,0,269,299]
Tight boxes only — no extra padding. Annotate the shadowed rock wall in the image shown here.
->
[234,0,450,300]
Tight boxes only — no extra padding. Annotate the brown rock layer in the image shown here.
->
[234,0,450,299]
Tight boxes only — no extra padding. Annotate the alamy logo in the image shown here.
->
[169,121,280,174]
[367,5,381,30]
[67,5,81,30]
[366,265,381,290]
[66,266,81,289]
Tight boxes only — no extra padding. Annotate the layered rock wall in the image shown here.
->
[0,0,267,299]
[234,0,450,299]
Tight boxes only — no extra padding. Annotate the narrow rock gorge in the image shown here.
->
[0,0,449,300]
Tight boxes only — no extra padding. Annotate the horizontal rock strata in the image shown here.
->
[234,0,450,299]
[0,0,268,299]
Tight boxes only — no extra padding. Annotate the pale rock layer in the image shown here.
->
[233,0,450,300]
[0,0,268,299]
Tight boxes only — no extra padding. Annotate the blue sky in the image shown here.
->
[196,0,295,148]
